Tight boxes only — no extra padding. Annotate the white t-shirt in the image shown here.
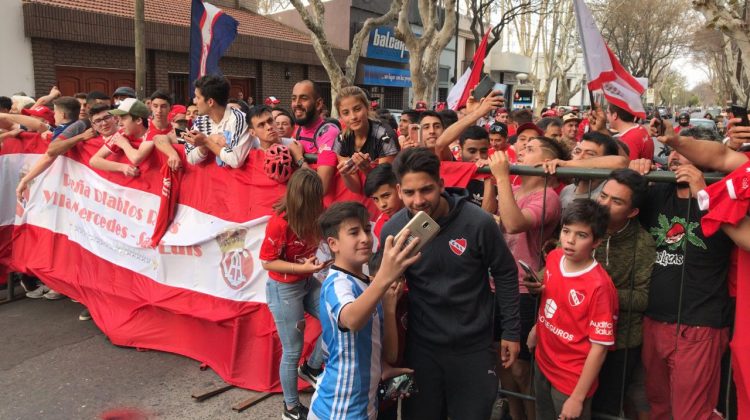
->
[185,107,253,168]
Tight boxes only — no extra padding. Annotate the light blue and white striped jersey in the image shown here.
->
[309,266,383,420]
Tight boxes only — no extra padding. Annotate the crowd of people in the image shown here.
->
[2,75,749,420]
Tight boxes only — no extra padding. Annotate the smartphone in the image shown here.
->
[473,74,496,100]
[492,82,508,95]
[343,158,355,170]
[378,373,417,401]
[175,128,187,138]
[395,211,440,256]
[518,260,539,283]
[731,105,749,126]
[653,113,666,136]
[408,123,422,147]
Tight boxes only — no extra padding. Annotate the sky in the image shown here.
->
[675,57,709,89]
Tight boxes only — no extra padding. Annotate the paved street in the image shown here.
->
[0,288,304,420]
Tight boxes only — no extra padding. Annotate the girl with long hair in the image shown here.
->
[333,86,399,174]
[260,168,327,420]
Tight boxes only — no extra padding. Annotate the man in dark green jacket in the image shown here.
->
[592,168,654,417]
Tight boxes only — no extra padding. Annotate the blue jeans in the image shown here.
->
[266,277,324,407]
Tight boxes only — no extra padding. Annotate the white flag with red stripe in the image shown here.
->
[573,0,646,118]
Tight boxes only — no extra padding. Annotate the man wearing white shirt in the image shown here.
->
[183,75,253,168]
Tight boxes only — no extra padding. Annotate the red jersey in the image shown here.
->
[536,249,619,397]
[259,213,319,283]
[373,212,391,243]
[103,132,143,154]
[616,125,653,160]
[146,121,173,141]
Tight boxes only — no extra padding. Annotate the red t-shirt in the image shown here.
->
[146,121,173,141]
[617,125,653,160]
[259,213,319,283]
[373,212,390,244]
[535,249,619,397]
[103,132,143,154]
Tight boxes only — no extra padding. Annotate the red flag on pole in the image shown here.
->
[573,0,646,118]
[448,29,492,111]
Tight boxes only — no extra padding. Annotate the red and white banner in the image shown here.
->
[573,0,646,119]
[0,135,478,391]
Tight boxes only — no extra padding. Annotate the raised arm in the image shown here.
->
[435,90,504,160]
[652,118,749,173]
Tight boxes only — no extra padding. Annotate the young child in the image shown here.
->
[309,201,420,420]
[363,163,404,241]
[259,168,328,420]
[529,198,619,420]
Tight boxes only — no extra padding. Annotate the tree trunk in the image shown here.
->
[134,0,146,100]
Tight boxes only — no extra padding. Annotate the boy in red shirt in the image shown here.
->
[529,199,618,419]
[363,163,404,242]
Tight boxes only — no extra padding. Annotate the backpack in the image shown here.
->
[295,118,342,145]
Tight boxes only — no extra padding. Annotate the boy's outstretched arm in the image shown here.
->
[338,233,420,332]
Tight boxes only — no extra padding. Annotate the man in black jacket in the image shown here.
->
[380,148,521,420]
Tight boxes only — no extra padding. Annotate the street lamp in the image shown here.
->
[517,73,529,84]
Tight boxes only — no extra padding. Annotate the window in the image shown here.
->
[169,73,190,106]
[439,67,450,83]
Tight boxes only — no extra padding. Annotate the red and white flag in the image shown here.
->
[573,0,646,118]
[448,29,492,111]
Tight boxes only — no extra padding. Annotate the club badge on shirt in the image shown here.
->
[449,238,467,256]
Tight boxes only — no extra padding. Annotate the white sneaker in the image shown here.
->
[43,289,65,300]
[26,285,50,299]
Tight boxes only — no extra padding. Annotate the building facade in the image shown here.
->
[19,0,346,109]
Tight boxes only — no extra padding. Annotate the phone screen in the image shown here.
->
[731,105,749,126]
[473,75,495,100]
[519,260,539,282]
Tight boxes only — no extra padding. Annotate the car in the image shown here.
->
[688,118,719,135]
[658,107,672,119]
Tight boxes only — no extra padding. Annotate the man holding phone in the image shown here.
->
[380,148,520,420]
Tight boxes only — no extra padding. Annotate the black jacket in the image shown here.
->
[380,188,520,351]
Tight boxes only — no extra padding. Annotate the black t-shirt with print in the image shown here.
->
[640,183,732,328]
[466,178,485,207]
[333,120,399,159]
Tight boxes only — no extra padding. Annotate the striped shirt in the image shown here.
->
[184,106,254,168]
[309,266,383,420]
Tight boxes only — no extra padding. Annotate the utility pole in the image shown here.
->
[135,0,146,100]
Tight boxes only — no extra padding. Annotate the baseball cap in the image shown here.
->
[562,113,581,124]
[515,122,544,137]
[22,105,55,126]
[415,100,428,111]
[112,86,136,98]
[110,98,150,119]
[168,105,187,122]
[495,107,508,115]
[542,109,558,117]
[264,96,280,106]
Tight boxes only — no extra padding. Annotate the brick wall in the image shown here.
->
[30,38,324,105]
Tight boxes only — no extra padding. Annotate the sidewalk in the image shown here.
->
[0,292,304,419]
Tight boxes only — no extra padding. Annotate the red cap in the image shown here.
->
[168,105,187,122]
[264,96,280,106]
[22,105,55,127]
[515,122,544,137]
[415,100,428,111]
[370,100,379,109]
[542,110,557,117]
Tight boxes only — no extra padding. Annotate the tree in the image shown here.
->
[593,0,695,86]
[691,27,743,105]
[395,0,457,103]
[693,0,750,104]
[507,0,578,111]
[465,0,543,55]
[288,0,402,103]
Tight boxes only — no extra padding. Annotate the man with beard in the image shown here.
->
[631,126,733,419]
[291,80,340,153]
[380,148,520,420]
